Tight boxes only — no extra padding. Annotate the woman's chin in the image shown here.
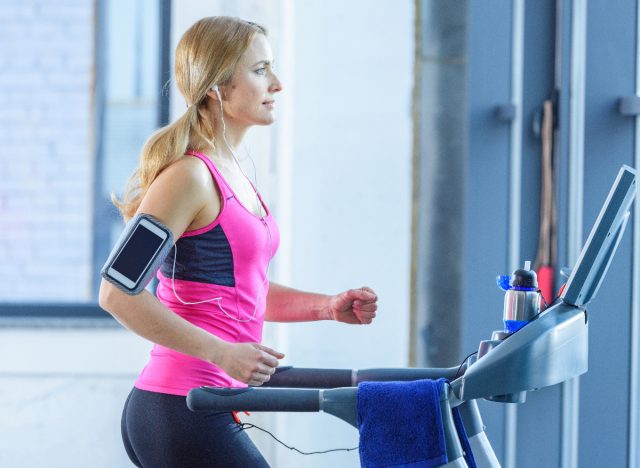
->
[256,115,276,126]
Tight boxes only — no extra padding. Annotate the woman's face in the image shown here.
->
[220,34,282,127]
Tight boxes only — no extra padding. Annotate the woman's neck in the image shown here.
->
[203,98,249,161]
[214,124,247,152]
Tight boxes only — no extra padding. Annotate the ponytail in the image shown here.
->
[112,105,201,221]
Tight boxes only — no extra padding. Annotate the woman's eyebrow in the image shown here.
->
[251,60,273,67]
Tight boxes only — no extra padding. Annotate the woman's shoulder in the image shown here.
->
[155,155,213,190]
[164,154,211,180]
[147,155,216,204]
[138,155,220,235]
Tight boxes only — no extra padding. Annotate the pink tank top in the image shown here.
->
[134,151,280,396]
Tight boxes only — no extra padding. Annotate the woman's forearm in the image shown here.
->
[98,279,228,364]
[265,282,332,322]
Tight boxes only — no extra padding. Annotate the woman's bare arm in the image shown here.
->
[99,157,283,384]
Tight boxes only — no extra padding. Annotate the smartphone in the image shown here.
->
[105,216,170,292]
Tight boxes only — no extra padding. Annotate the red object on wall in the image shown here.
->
[537,264,554,310]
[535,100,556,312]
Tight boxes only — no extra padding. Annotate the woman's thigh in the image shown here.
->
[122,387,269,468]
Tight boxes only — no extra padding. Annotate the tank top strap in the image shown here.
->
[185,150,234,200]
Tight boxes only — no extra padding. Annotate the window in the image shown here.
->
[0,0,170,321]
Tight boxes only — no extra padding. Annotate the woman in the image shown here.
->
[98,16,378,467]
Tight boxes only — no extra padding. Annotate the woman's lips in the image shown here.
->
[263,100,275,110]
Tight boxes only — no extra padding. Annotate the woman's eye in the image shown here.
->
[255,68,267,75]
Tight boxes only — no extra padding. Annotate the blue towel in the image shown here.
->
[356,379,448,468]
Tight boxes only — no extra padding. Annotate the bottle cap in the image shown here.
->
[510,268,538,289]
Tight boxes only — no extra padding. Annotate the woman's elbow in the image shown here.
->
[98,279,120,312]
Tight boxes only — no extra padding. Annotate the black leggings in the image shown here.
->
[121,387,269,468]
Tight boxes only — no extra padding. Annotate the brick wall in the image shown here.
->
[0,1,95,301]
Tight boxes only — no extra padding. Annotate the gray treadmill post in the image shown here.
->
[441,383,465,463]
[451,165,636,403]
[458,400,485,438]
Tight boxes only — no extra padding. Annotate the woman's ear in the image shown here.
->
[206,84,222,101]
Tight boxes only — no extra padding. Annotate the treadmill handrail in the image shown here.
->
[264,365,462,388]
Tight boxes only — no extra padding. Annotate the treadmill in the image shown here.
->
[187,165,637,467]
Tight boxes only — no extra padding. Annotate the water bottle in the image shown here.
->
[496,261,540,334]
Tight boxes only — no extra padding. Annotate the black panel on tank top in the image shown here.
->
[160,225,235,286]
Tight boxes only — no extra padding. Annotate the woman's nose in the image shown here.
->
[270,72,283,93]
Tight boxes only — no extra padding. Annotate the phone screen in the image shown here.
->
[111,223,166,283]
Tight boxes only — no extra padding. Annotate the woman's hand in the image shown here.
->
[217,342,285,386]
[326,287,378,325]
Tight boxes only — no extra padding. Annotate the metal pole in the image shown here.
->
[504,0,525,466]
[628,1,640,465]
[562,1,587,467]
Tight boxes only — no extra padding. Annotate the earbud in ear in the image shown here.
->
[211,84,222,100]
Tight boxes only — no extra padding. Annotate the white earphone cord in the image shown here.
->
[170,87,273,323]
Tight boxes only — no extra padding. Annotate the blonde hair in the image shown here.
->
[113,16,267,220]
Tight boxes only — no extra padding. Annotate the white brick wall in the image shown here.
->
[0,0,95,301]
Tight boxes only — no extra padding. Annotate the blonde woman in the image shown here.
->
[98,16,378,467]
